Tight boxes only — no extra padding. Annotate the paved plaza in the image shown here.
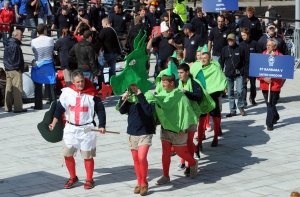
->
[0,31,300,197]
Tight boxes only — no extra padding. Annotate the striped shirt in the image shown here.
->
[31,36,54,63]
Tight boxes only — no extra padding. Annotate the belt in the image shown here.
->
[67,121,93,127]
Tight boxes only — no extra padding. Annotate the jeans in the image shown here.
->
[243,77,257,105]
[16,14,27,33]
[102,53,118,83]
[83,71,94,83]
[226,76,245,114]
[212,56,220,61]
[262,90,280,127]
[1,32,8,47]
[29,18,38,39]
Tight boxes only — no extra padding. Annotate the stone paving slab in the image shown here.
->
[0,32,300,196]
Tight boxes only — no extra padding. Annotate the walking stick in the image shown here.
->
[168,11,171,27]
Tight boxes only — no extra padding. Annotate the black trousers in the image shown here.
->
[34,82,56,109]
[262,90,280,127]
[244,77,257,105]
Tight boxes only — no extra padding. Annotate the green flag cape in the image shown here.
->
[201,60,227,94]
[155,89,198,133]
[155,69,166,94]
[177,78,202,116]
[37,102,64,143]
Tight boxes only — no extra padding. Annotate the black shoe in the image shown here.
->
[184,167,190,176]
[226,113,236,117]
[211,140,218,147]
[177,163,185,171]
[31,106,43,110]
[273,117,280,124]
[267,126,274,131]
[202,134,206,140]
[14,109,27,113]
[194,144,202,160]
[5,110,12,112]
[249,98,257,106]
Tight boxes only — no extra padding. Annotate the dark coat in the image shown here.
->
[4,38,24,72]
[53,34,77,70]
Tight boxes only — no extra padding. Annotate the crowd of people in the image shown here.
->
[0,0,294,195]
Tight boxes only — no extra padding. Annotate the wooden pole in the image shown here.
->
[90,129,120,134]
[168,11,171,27]
[268,83,271,103]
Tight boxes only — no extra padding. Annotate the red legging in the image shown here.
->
[64,156,94,181]
[197,117,207,145]
[180,131,197,167]
[206,113,211,128]
[212,115,221,141]
[131,146,150,186]
[161,140,196,178]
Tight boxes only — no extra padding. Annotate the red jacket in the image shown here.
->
[0,8,16,32]
[257,50,283,91]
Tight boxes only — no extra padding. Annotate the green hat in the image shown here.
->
[110,30,154,95]
[202,44,208,53]
[37,102,64,143]
[165,59,179,79]
[197,46,202,52]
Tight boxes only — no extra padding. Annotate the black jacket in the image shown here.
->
[119,93,156,136]
[98,27,122,54]
[175,78,203,102]
[54,34,77,70]
[162,12,184,34]
[219,43,247,77]
[238,15,263,42]
[239,39,260,77]
[190,16,212,43]
[257,33,288,55]
[89,5,107,32]
[69,39,99,76]
[4,38,24,72]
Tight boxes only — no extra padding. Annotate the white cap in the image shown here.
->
[160,21,169,33]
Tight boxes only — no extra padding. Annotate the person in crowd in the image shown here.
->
[49,70,106,190]
[238,6,263,42]
[73,21,90,42]
[74,6,90,28]
[54,28,77,87]
[52,6,73,38]
[219,33,247,117]
[134,0,147,14]
[175,63,203,176]
[13,0,27,33]
[239,27,260,107]
[31,23,56,109]
[89,0,107,32]
[257,22,288,55]
[134,5,152,37]
[110,4,131,47]
[69,30,100,82]
[223,13,236,35]
[190,7,214,45]
[98,17,121,84]
[108,0,122,16]
[208,15,232,61]
[147,4,160,27]
[26,0,44,39]
[162,2,183,34]
[257,38,283,131]
[22,64,35,103]
[3,29,26,113]
[0,68,7,107]
[152,0,165,17]
[264,4,277,24]
[174,0,186,23]
[119,84,155,196]
[182,23,204,63]
[0,1,16,45]
[147,21,181,76]
[127,16,144,53]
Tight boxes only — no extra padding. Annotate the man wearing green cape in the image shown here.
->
[155,73,199,185]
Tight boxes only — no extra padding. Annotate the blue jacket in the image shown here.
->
[4,38,24,72]
[119,93,156,136]
[12,0,26,14]
[31,59,56,84]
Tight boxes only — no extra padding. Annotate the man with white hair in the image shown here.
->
[147,21,182,73]
[4,29,27,113]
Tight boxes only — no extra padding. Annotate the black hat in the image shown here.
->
[78,6,86,11]
[62,6,68,11]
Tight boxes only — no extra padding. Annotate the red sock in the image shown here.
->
[65,156,76,178]
[137,146,150,185]
[161,140,171,178]
[84,158,94,180]
[131,150,141,185]
[212,116,221,141]
[174,146,196,167]
[187,131,196,167]
[206,113,211,128]
[197,117,206,145]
